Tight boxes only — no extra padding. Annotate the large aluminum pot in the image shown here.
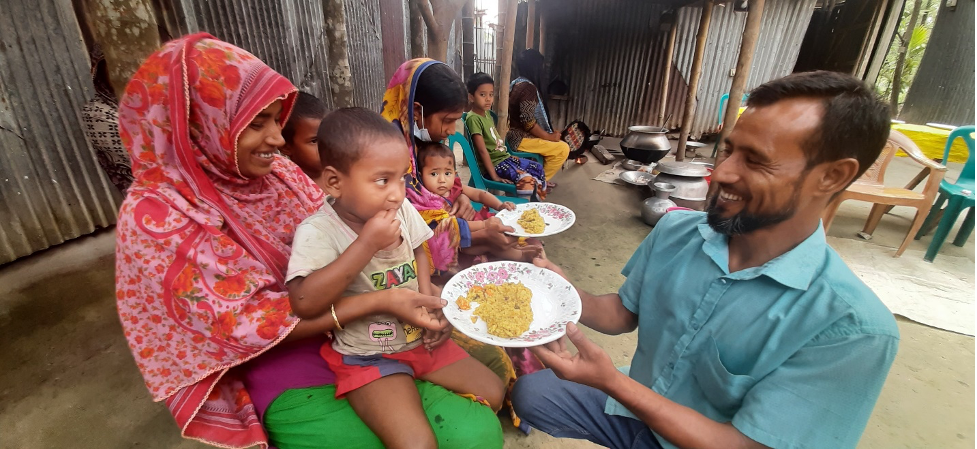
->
[653,161,709,210]
[620,126,670,164]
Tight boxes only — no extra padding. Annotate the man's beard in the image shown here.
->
[706,184,801,236]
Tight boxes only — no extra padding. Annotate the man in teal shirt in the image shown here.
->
[512,71,899,449]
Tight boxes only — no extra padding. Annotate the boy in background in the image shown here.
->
[281,91,328,179]
[464,73,547,199]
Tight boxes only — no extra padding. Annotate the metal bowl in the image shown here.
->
[619,170,655,186]
[654,161,709,203]
[621,159,643,171]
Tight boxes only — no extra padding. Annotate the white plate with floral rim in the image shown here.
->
[494,202,576,237]
[441,261,581,348]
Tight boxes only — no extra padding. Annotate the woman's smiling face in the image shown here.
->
[236,100,286,179]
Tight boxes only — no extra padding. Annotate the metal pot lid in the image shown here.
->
[627,125,667,134]
[656,161,710,177]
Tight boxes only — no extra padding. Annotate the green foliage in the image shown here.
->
[874,0,939,109]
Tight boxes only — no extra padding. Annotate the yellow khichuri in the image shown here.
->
[517,209,545,234]
[456,283,534,338]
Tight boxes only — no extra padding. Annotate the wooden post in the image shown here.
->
[538,11,546,54]
[462,0,475,79]
[711,0,766,194]
[657,15,678,126]
[495,0,518,137]
[323,0,355,108]
[526,0,536,49]
[676,0,714,161]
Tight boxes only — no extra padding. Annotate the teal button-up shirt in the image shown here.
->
[605,211,899,449]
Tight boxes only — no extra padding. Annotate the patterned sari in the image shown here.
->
[115,34,323,448]
[381,59,542,433]
[380,58,470,274]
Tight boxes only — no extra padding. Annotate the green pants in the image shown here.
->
[263,381,503,449]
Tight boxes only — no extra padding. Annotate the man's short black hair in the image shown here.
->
[416,141,455,170]
[467,72,495,95]
[283,92,327,144]
[317,107,404,173]
[746,71,890,180]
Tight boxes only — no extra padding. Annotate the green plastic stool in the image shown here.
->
[914,125,975,262]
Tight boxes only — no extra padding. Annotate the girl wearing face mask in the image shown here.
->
[381,59,544,434]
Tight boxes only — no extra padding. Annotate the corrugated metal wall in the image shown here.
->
[344,0,387,107]
[0,0,121,265]
[160,0,393,109]
[546,0,815,138]
[667,0,816,137]
[160,0,335,108]
[547,1,669,136]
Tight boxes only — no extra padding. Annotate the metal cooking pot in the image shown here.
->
[620,126,671,164]
[653,161,709,210]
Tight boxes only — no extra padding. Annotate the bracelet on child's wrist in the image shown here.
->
[331,304,344,331]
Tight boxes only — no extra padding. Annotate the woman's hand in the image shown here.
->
[500,201,517,211]
[486,223,518,249]
[485,216,506,234]
[450,194,477,220]
[547,131,563,142]
[387,290,449,332]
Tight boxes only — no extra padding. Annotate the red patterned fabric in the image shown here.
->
[115,33,323,448]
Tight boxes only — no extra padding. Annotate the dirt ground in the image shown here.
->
[0,146,973,448]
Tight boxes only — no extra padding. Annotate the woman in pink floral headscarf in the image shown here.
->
[115,33,502,448]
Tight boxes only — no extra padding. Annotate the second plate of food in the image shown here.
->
[494,202,575,237]
[441,261,582,347]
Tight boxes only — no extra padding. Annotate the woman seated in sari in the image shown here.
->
[381,59,544,432]
[507,49,571,183]
[114,34,502,449]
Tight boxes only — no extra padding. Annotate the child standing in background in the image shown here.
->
[464,72,549,199]
[281,91,328,179]
[286,108,504,449]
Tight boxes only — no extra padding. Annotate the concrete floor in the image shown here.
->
[1,146,973,448]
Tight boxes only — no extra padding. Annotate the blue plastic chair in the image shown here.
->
[915,125,975,262]
[711,93,749,158]
[462,111,543,164]
[446,132,529,211]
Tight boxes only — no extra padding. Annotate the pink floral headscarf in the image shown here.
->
[115,33,322,448]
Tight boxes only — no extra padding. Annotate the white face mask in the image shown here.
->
[413,122,433,142]
[413,104,433,142]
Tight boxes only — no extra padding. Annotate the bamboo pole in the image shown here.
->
[657,15,678,126]
[710,0,766,195]
[526,0,536,49]
[496,0,518,137]
[676,0,714,161]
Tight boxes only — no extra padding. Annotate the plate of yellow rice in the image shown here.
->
[441,261,582,347]
[494,202,575,237]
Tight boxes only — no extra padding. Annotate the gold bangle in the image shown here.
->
[330,304,344,331]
